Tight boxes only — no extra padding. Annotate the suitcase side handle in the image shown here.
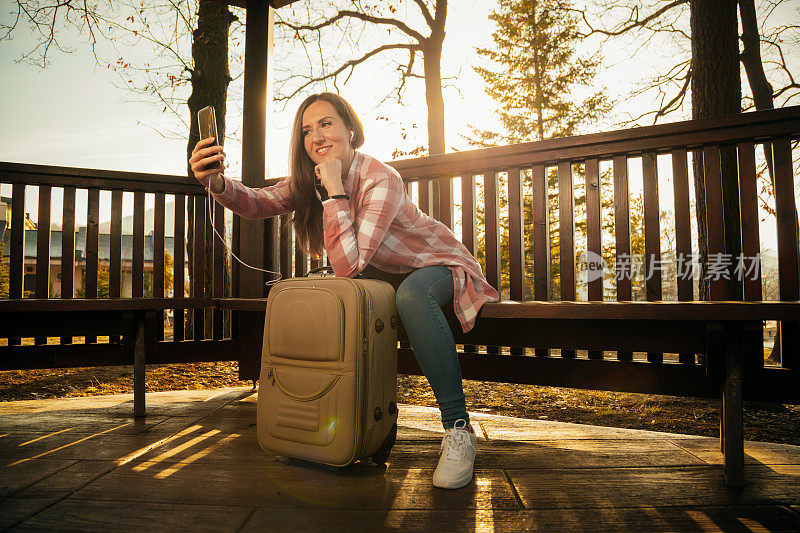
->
[306,266,366,279]
[306,266,335,277]
[269,367,341,402]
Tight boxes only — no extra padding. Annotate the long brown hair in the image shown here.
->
[287,92,365,259]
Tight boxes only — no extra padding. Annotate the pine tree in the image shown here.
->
[470,0,628,302]
[471,0,609,146]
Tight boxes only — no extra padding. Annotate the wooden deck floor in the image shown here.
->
[1,387,799,532]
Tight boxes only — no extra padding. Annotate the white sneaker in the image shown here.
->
[432,418,477,489]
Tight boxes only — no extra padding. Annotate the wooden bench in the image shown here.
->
[3,106,799,488]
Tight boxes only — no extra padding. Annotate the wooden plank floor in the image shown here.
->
[1,388,799,532]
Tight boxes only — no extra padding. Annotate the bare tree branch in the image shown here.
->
[568,0,689,39]
[275,42,421,102]
[392,46,422,99]
[651,67,691,123]
[616,60,691,125]
[412,0,434,30]
[0,0,225,143]
[276,9,425,43]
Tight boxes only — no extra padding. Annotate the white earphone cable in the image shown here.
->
[207,176,283,287]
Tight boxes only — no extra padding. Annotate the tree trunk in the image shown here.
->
[423,1,447,222]
[186,0,236,339]
[738,0,774,111]
[423,38,446,156]
[690,0,741,303]
[739,0,800,365]
[739,0,775,216]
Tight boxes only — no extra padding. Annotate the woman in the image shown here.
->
[189,92,499,490]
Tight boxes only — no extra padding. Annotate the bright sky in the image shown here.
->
[0,0,796,254]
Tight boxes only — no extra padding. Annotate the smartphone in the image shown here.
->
[198,106,221,170]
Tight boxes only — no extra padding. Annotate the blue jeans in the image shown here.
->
[360,264,468,429]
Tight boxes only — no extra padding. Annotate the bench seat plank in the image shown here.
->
[1,298,216,312]
[478,301,800,321]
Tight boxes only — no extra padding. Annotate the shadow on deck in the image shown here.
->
[1,388,799,532]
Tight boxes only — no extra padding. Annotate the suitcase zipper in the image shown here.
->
[355,280,372,458]
[268,367,341,402]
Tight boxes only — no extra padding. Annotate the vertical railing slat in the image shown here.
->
[531,164,549,357]
[439,176,453,230]
[213,200,224,340]
[86,188,100,344]
[737,141,764,372]
[557,161,576,358]
[460,173,478,355]
[173,194,186,342]
[703,145,727,302]
[193,195,205,340]
[642,151,663,363]
[613,155,632,361]
[154,193,166,342]
[461,174,477,255]
[772,137,800,368]
[265,216,279,289]
[279,213,291,280]
[508,167,524,300]
[109,190,122,343]
[132,191,145,298]
[418,178,431,216]
[671,148,693,300]
[230,208,240,342]
[737,142,762,300]
[585,158,603,360]
[484,171,501,292]
[110,191,123,299]
[9,184,24,345]
[671,148,696,364]
[484,170,501,355]
[60,187,76,345]
[35,185,51,345]
[508,167,524,355]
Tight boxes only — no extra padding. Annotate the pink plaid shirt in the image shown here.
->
[210,151,499,333]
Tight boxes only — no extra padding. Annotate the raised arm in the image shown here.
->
[210,176,293,220]
[190,136,293,220]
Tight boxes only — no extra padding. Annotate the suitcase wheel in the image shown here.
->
[371,422,398,466]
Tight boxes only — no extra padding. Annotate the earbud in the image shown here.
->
[350,131,354,142]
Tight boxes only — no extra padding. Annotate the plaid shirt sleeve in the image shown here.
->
[321,171,403,278]
[209,176,293,219]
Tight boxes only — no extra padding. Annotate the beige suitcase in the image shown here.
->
[257,270,399,466]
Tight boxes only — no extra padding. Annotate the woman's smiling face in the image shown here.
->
[302,99,354,169]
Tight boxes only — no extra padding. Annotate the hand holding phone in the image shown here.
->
[189,106,225,191]
[197,106,221,170]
